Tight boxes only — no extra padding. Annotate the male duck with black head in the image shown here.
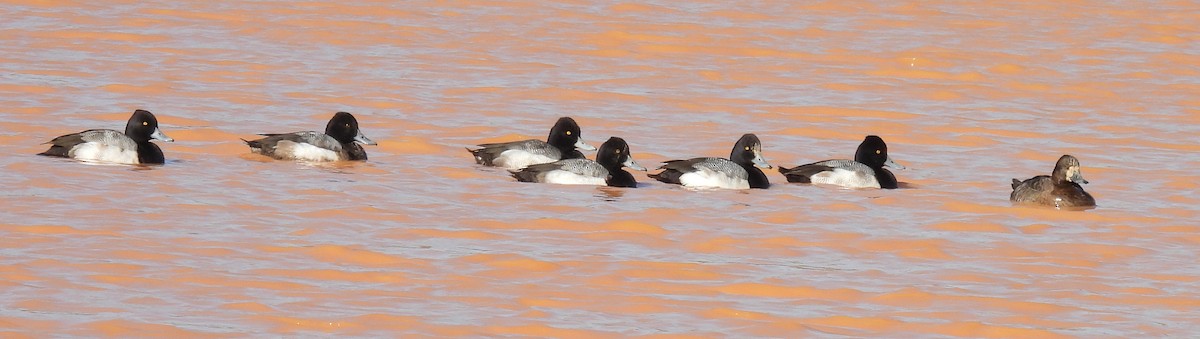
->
[244,111,377,162]
[1010,154,1095,209]
[39,109,174,165]
[650,133,772,189]
[511,137,646,187]
[778,135,904,189]
[468,116,596,170]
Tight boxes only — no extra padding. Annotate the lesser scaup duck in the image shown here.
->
[778,135,904,189]
[511,136,646,187]
[38,109,174,164]
[649,133,772,189]
[468,117,596,170]
[244,111,377,162]
[1010,154,1095,208]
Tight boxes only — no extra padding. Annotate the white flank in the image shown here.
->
[69,142,139,164]
[276,141,340,162]
[493,150,558,170]
[543,170,606,185]
[678,169,749,189]
[809,168,881,189]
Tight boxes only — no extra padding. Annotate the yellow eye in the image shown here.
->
[615,149,622,154]
[566,131,572,136]
[875,150,881,154]
[142,121,149,126]
[744,146,750,151]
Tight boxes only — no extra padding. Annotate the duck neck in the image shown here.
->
[596,155,621,172]
[741,162,770,188]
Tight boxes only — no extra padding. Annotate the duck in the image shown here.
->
[778,135,903,189]
[244,111,376,162]
[1010,154,1096,208]
[511,137,646,187]
[38,109,174,165]
[468,117,596,170]
[649,133,772,189]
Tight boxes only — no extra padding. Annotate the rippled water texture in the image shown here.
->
[2,1,1198,337]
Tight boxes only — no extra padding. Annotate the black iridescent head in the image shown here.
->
[125,109,172,143]
[853,135,901,169]
[597,136,646,171]
[546,117,594,152]
[729,133,771,169]
[325,112,376,145]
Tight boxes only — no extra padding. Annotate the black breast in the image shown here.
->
[137,141,166,164]
[744,165,770,189]
[875,168,898,189]
[346,143,368,161]
[606,169,638,188]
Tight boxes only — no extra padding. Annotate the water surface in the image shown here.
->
[1,1,1198,337]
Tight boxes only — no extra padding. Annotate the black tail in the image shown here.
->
[648,169,683,184]
[511,169,537,183]
[242,138,266,153]
[38,133,83,158]
[38,145,70,158]
[776,166,810,183]
[466,148,491,165]
[781,173,812,183]
[778,164,830,183]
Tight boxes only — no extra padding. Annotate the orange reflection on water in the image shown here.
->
[1,0,1198,337]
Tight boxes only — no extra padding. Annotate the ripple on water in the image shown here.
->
[1,0,1198,337]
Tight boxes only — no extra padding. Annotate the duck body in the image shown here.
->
[39,109,173,165]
